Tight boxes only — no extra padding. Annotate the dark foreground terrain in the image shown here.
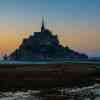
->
[0,61,99,91]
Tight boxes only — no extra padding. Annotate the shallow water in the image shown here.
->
[0,60,100,65]
[0,84,100,100]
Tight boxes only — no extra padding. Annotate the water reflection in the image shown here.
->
[0,84,100,100]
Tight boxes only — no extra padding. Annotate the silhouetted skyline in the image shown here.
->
[8,19,88,61]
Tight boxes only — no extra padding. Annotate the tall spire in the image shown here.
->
[41,17,45,32]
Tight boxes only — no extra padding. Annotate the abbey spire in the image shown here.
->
[41,17,45,32]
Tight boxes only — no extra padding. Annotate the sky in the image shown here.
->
[0,0,100,57]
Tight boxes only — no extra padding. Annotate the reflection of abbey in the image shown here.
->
[8,18,88,61]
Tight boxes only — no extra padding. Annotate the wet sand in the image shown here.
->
[0,62,99,90]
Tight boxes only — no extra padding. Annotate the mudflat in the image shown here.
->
[0,62,97,79]
[0,62,99,90]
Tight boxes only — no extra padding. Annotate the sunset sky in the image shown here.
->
[0,0,99,57]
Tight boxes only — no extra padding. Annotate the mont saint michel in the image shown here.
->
[8,18,88,61]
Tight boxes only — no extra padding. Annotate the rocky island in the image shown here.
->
[8,18,88,61]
